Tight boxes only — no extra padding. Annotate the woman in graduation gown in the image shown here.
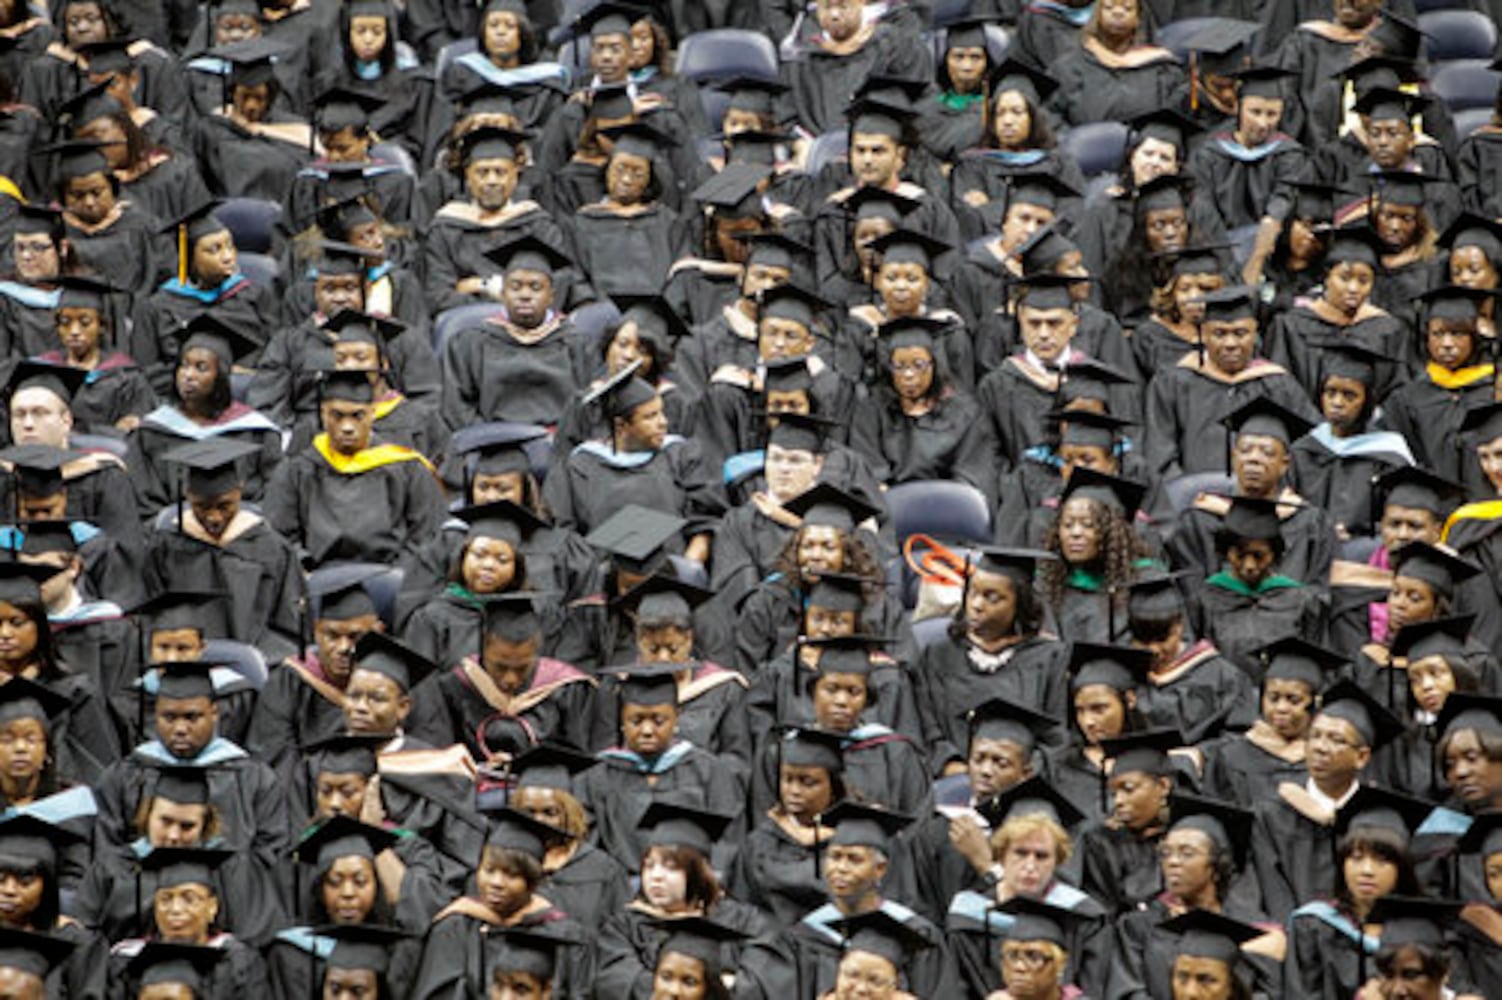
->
[434,0,566,135]
[920,17,996,165]
[569,122,692,300]
[1455,814,1502,997]
[35,277,156,435]
[1044,651,1151,826]
[1443,215,1501,338]
[1285,792,1428,1000]
[948,58,1086,243]
[315,0,432,163]
[1051,0,1187,127]
[1254,181,1335,316]
[0,206,75,360]
[266,817,424,999]
[1077,728,1184,916]
[1039,469,1154,645]
[730,728,845,931]
[1382,618,1484,805]
[0,813,107,999]
[126,320,282,513]
[1129,246,1227,383]
[594,804,770,997]
[410,811,593,1000]
[850,316,992,502]
[49,140,164,298]
[193,43,316,203]
[1265,227,1410,402]
[912,548,1070,775]
[1367,171,1445,327]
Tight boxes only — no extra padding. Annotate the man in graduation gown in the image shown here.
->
[263,369,446,569]
[734,801,959,1000]
[1187,64,1309,233]
[192,40,316,202]
[1443,404,1502,652]
[407,594,597,758]
[1249,679,1405,921]
[282,85,413,235]
[245,571,388,774]
[94,661,288,870]
[44,138,166,297]
[1143,285,1320,479]
[1167,397,1338,591]
[146,438,304,658]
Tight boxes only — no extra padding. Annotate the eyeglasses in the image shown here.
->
[888,359,933,376]
[1001,946,1054,969]
[1157,845,1208,863]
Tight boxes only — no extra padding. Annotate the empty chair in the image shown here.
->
[913,616,954,648]
[569,299,623,357]
[431,302,505,353]
[202,638,270,690]
[1430,59,1501,111]
[885,480,992,546]
[803,130,849,177]
[1420,10,1499,62]
[675,28,779,82]
[434,37,478,82]
[307,561,405,628]
[217,198,281,255]
[237,252,280,288]
[1059,120,1130,178]
[1454,105,1495,138]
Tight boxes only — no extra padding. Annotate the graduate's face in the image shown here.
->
[1109,769,1170,833]
[1058,444,1116,480]
[989,90,1033,148]
[316,274,365,316]
[1230,433,1286,497]
[464,536,519,595]
[1387,575,1438,632]
[0,604,36,669]
[1375,202,1420,252]
[316,770,370,819]
[150,627,205,664]
[11,232,59,283]
[637,623,693,663]
[1236,95,1284,148]
[322,127,371,164]
[62,1,107,46]
[816,0,861,42]
[640,846,690,907]
[0,717,45,789]
[175,348,221,409]
[606,151,653,204]
[232,83,272,123]
[946,46,987,94]
[804,605,857,641]
[887,346,934,400]
[1261,679,1314,740]
[758,317,814,360]
[482,636,539,695]
[1171,272,1222,324]
[321,855,378,923]
[1135,620,1185,674]
[1002,202,1054,252]
[343,669,410,733]
[154,880,218,942]
[1334,0,1382,29]
[617,396,668,451]
[779,762,834,818]
[348,14,388,62]
[77,115,130,170]
[156,695,217,757]
[853,218,896,273]
[8,388,71,449]
[1443,729,1502,806]
[621,701,677,754]
[1129,138,1178,188]
[849,132,904,188]
[483,11,521,58]
[589,31,629,83]
[651,951,708,1000]
[1450,246,1499,291]
[823,844,885,901]
[741,261,790,300]
[968,736,1029,799]
[1200,320,1256,374]
[628,18,655,69]
[764,444,822,500]
[1056,498,1102,565]
[1288,218,1323,262]
[333,341,382,377]
[146,798,208,847]
[1074,684,1127,745]
[321,399,376,455]
[1380,947,1445,1000]
[1324,260,1374,315]
[1379,505,1441,553]
[1342,842,1399,908]
[502,269,552,327]
[1307,714,1370,785]
[1016,304,1076,365]
[465,157,519,211]
[1097,0,1139,37]
[999,829,1058,898]
[0,866,42,925]
[316,615,381,685]
[1157,828,1215,900]
[1225,539,1277,587]
[1408,654,1457,716]
[1320,375,1368,433]
[1365,118,1414,170]
[834,951,899,999]
[876,262,929,318]
[1425,319,1477,370]
[215,12,261,45]
[138,985,193,1000]
[513,786,573,832]
[797,527,845,576]
[491,970,552,1000]
[0,969,44,1000]
[187,487,243,541]
[964,569,1018,639]
[1142,207,1187,254]
[764,390,811,417]
[812,672,867,731]
[605,323,651,377]
[1489,849,1502,901]
[472,471,526,506]
[1170,955,1233,1000]
[62,173,115,225]
[54,306,103,362]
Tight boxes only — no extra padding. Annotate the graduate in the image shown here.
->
[1386,616,1480,804]
[282,84,414,235]
[480,926,581,1000]
[1452,812,1502,996]
[1142,285,1317,480]
[1077,727,1184,915]
[406,594,596,757]
[911,547,1068,775]
[432,0,566,132]
[1444,404,1502,631]
[1038,469,1155,645]
[0,206,74,361]
[0,811,104,996]
[1166,397,1335,592]
[1050,0,1185,126]
[323,313,449,462]
[146,437,304,657]
[126,316,282,514]
[192,39,316,202]
[989,896,1097,1000]
[262,368,446,568]
[317,0,431,162]
[734,801,958,1000]
[574,661,745,874]
[784,0,906,136]
[35,276,154,435]
[1249,679,1404,921]
[130,201,277,397]
[244,571,387,772]
[439,233,591,429]
[1368,896,1480,1000]
[46,139,163,297]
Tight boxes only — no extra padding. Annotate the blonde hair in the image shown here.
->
[991,812,1073,865]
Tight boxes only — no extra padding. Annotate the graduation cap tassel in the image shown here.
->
[1189,52,1199,114]
[1106,584,1117,643]
[177,224,188,287]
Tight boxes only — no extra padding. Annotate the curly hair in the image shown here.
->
[771,526,884,592]
[1040,497,1149,611]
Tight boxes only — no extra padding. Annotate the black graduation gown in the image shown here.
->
[976,353,1073,471]
[569,201,690,299]
[1165,492,1338,594]
[588,663,750,768]
[663,258,745,333]
[1455,913,1502,1000]
[536,841,631,936]
[243,654,349,776]
[1446,510,1502,654]
[734,900,959,1000]
[1078,821,1163,916]
[1458,127,1502,218]
[1053,576,1135,646]
[911,633,1070,773]
[1265,305,1410,404]
[51,608,134,747]
[947,148,1088,243]
[729,813,832,932]
[400,518,599,622]
[20,37,186,123]
[107,934,270,999]
[1383,366,1496,487]
[1312,138,1462,236]
[266,927,421,1000]
[745,642,922,748]
[420,198,591,316]
[0,454,143,572]
[1290,430,1407,540]
[1129,318,1199,383]
[1186,129,1308,231]
[750,720,932,819]
[692,365,858,474]
[405,656,597,758]
[594,898,770,999]
[786,33,889,136]
[541,437,724,538]
[574,741,747,875]
[193,111,314,202]
[410,903,593,1000]
[1142,357,1320,479]
[975,304,1136,393]
[812,182,963,293]
[1113,896,1282,1000]
[33,352,155,435]
[1136,640,1257,744]
[402,588,555,675]
[1193,574,1329,681]
[282,157,414,234]
[118,155,213,229]
[130,278,278,396]
[1014,2,1096,68]
[1285,899,1386,1000]
[1270,22,1362,146]
[1044,743,1112,827]
[1052,42,1187,128]
[1200,729,1309,811]
[1250,785,1343,921]
[1072,184,1228,294]
[0,285,64,360]
[261,441,447,568]
[733,575,913,677]
[63,204,165,297]
[439,313,592,428]
[951,883,1110,1000]
[127,404,284,512]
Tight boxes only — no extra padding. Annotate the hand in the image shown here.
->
[940,761,968,778]
[455,277,486,295]
[359,775,387,826]
[948,814,993,874]
[962,189,989,207]
[685,534,712,565]
[114,415,141,433]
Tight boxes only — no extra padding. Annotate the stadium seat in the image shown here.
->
[570,299,623,356]
[675,29,780,82]
[803,130,849,177]
[202,638,269,690]
[913,616,952,649]
[218,198,281,255]
[1339,536,1383,564]
[1162,472,1235,514]
[885,480,992,547]
[237,252,280,288]
[1420,10,1499,62]
[1414,0,1474,10]
[435,37,477,82]
[432,302,505,354]
[307,561,405,628]
[1430,59,1502,111]
[699,88,733,133]
[1059,121,1129,179]
[1453,105,1495,138]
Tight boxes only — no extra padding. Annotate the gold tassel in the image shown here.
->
[177,224,188,286]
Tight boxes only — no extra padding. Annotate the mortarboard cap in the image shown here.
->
[1255,636,1346,690]
[459,124,528,164]
[776,726,845,773]
[638,801,732,857]
[305,733,386,776]
[1135,174,1192,216]
[618,570,713,622]
[1456,809,1502,857]
[1417,284,1498,325]
[130,589,228,636]
[1390,540,1480,599]
[610,660,680,707]
[781,482,880,534]
[156,200,228,245]
[7,361,87,408]
[970,545,1053,583]
[1217,495,1286,543]
[616,294,693,347]
[179,314,259,370]
[1222,396,1313,447]
[455,422,547,478]
[513,743,596,793]
[737,231,811,272]
[1057,467,1146,517]
[1168,792,1254,870]
[1129,107,1202,152]
[654,915,750,978]
[766,410,836,453]
[580,360,656,420]
[1440,212,1502,260]
[1460,402,1502,446]
[1007,171,1079,212]
[574,1,635,37]
[0,563,60,608]
[1100,727,1183,778]
[163,437,260,497]
[320,924,409,978]
[13,205,63,241]
[0,444,69,498]
[713,75,789,116]
[1159,909,1264,964]
[350,632,434,693]
[317,368,375,404]
[216,36,284,88]
[293,813,398,869]
[691,162,771,218]
[1014,272,1080,312]
[57,79,123,128]
[479,592,545,643]
[0,928,74,981]
[323,310,404,351]
[995,896,1082,947]
[1179,17,1260,75]
[968,697,1057,756]
[758,283,828,330]
[488,926,575,981]
[308,568,382,623]
[585,504,685,575]
[486,807,563,860]
[140,845,234,889]
[824,800,911,851]
[16,518,80,558]
[976,774,1085,830]
[1318,678,1405,749]
[1057,409,1134,451]
[1016,221,1081,275]
[1367,11,1428,59]
[314,85,383,132]
[843,185,922,224]
[455,499,547,548]
[42,140,111,181]
[830,909,934,966]
[868,228,950,271]
[1324,225,1385,269]
[1152,243,1229,279]
[1333,785,1435,844]
[1198,284,1259,324]
[1390,614,1473,665]
[1353,85,1430,123]
[1230,63,1296,100]
[1125,570,1186,623]
[55,274,117,313]
[1372,896,1465,951]
[986,55,1058,105]
[0,675,70,730]
[1069,641,1153,692]
[77,37,138,75]
[152,767,210,807]
[601,120,668,162]
[1367,169,1433,208]
[1437,693,1502,745]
